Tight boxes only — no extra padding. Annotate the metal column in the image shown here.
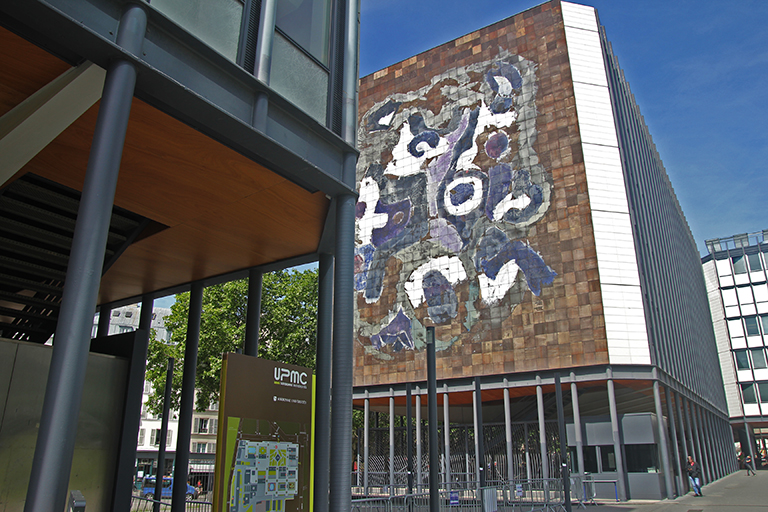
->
[554,374,571,512]
[22,6,147,512]
[416,389,422,492]
[97,303,112,338]
[687,400,706,484]
[694,406,712,483]
[328,190,355,512]
[524,422,532,480]
[443,385,451,489]
[675,391,689,465]
[172,282,203,511]
[570,372,585,477]
[363,393,369,496]
[406,383,414,495]
[314,253,334,512]
[683,397,701,483]
[426,327,439,512]
[606,370,627,501]
[652,377,674,499]
[745,421,756,474]
[503,379,514,481]
[243,269,263,356]
[536,377,548,480]
[389,389,395,496]
[475,377,486,488]
[664,387,683,496]
[154,358,174,512]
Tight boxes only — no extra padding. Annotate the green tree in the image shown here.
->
[145,268,318,414]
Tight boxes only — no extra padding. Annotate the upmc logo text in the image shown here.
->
[274,367,308,386]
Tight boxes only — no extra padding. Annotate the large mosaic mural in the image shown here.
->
[355,48,557,360]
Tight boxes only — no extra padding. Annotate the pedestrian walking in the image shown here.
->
[686,455,702,496]
[745,454,756,476]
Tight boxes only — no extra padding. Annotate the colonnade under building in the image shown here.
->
[352,365,738,501]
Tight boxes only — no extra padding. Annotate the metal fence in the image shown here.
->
[129,495,213,512]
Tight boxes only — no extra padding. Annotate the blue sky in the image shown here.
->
[359,0,768,255]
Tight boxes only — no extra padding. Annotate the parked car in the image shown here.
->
[142,476,198,500]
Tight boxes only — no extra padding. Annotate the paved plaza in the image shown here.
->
[589,469,767,512]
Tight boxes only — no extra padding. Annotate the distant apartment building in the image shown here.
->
[703,231,768,453]
[92,304,218,487]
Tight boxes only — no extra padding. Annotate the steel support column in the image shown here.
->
[153,357,174,512]
[664,387,684,496]
[406,383,414,495]
[328,188,355,512]
[524,422,532,481]
[389,389,395,496]
[536,377,548,480]
[97,303,113,337]
[695,406,712,483]
[243,269,263,356]
[426,327,439,512]
[570,372,585,478]
[683,397,702,485]
[416,389,422,492]
[172,282,203,511]
[745,421,756,474]
[363,393,369,496]
[606,371,627,501]
[443,385,451,489]
[687,400,706,484]
[313,253,334,511]
[652,377,674,499]
[503,379,514,481]
[675,391,689,466]
[475,377,486,488]
[22,6,147,512]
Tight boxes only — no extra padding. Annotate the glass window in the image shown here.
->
[735,350,751,370]
[733,256,747,274]
[758,382,768,403]
[600,445,617,472]
[625,444,658,473]
[748,253,763,271]
[752,349,768,369]
[742,383,758,404]
[276,0,332,65]
[583,446,598,473]
[761,315,768,334]
[138,428,145,446]
[745,316,760,336]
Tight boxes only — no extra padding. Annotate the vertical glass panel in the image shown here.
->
[735,350,751,370]
[751,349,767,369]
[271,32,329,123]
[733,255,747,274]
[758,382,768,403]
[745,316,760,336]
[748,253,763,271]
[276,0,331,64]
[742,383,758,404]
[599,445,617,472]
[761,314,768,334]
[583,446,598,473]
[152,0,244,61]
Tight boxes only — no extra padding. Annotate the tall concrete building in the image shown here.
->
[352,0,736,501]
[703,231,768,458]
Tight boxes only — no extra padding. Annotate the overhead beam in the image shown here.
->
[0,61,105,187]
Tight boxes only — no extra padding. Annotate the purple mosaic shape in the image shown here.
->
[370,309,414,352]
[355,200,367,219]
[474,229,556,296]
[371,198,413,247]
[436,168,488,248]
[429,218,463,253]
[486,61,522,114]
[485,132,508,159]
[422,270,459,324]
[427,111,472,215]
[354,244,375,291]
[485,165,543,224]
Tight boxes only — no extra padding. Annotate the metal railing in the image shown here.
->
[130,495,213,512]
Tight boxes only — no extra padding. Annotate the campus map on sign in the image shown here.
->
[229,440,300,512]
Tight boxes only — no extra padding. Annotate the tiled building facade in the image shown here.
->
[703,231,768,457]
[352,1,737,501]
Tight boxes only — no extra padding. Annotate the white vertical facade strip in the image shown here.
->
[561,2,650,365]
[703,261,742,418]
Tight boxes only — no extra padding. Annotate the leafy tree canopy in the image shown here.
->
[145,268,318,414]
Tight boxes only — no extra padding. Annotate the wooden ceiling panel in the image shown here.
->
[0,28,71,117]
[2,25,331,305]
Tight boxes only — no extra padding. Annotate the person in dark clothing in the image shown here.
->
[745,454,756,476]
[686,455,702,496]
